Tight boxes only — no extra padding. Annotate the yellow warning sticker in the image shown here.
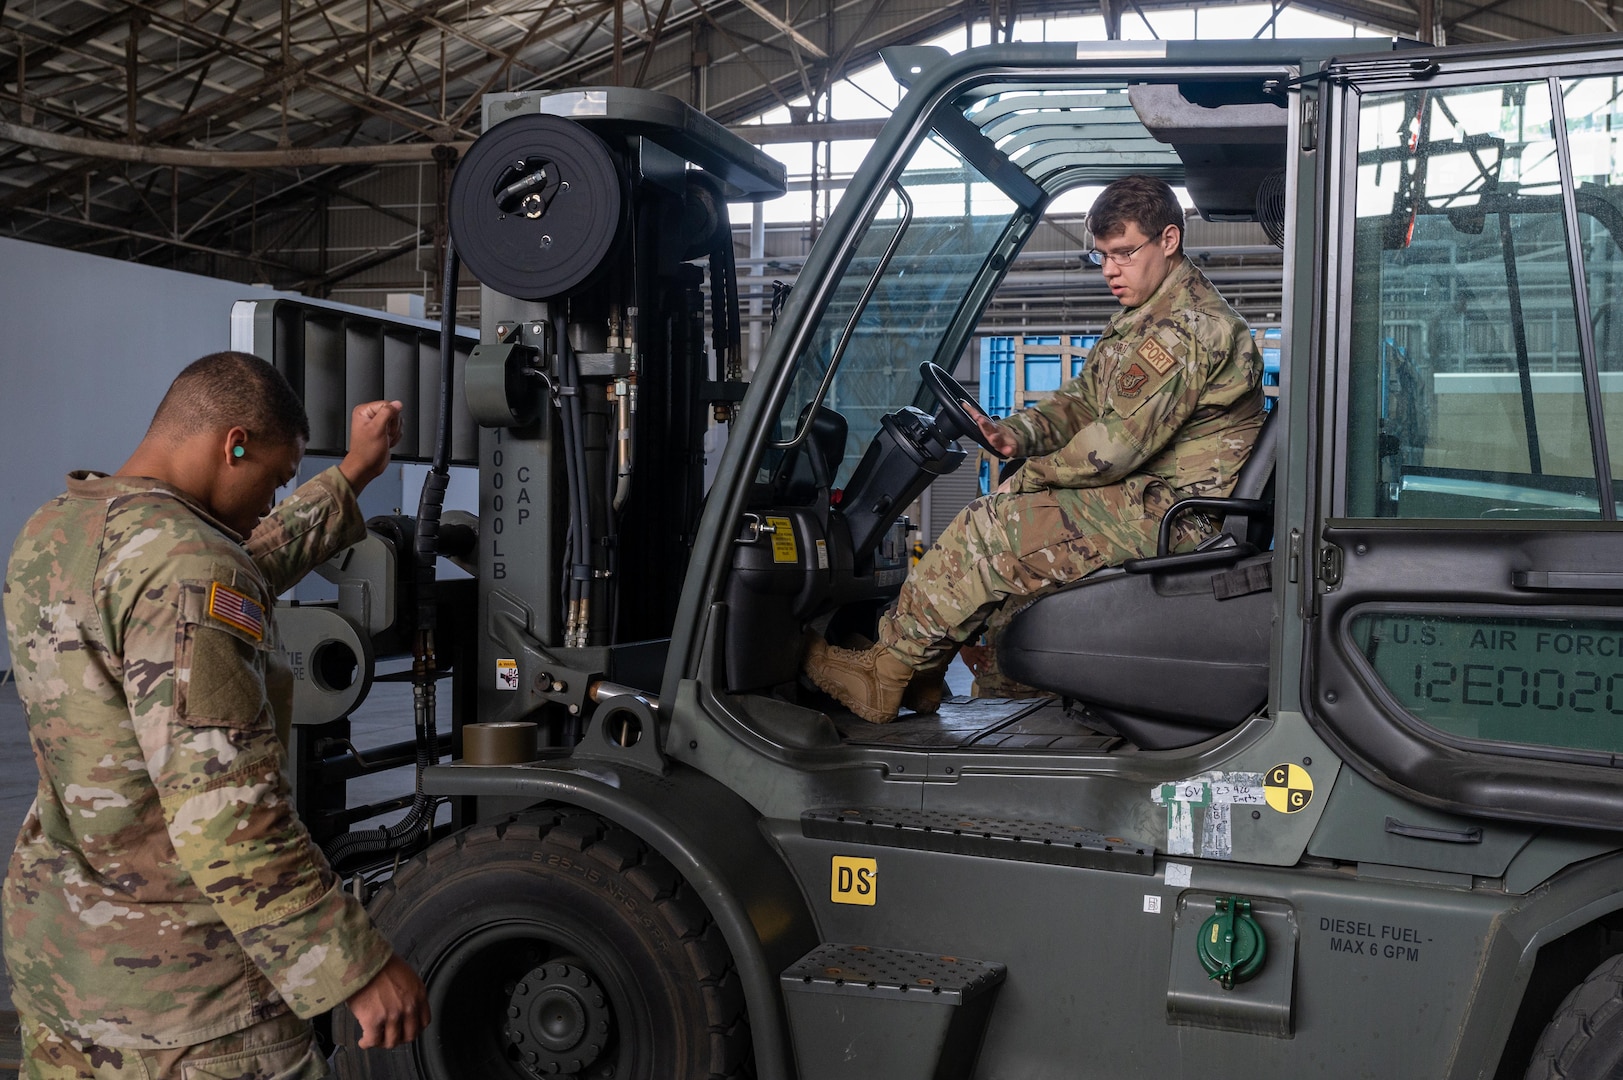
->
[496,658,519,691]
[767,516,798,564]
[831,856,877,905]
[1264,763,1314,814]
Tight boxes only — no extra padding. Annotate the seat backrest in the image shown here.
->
[1222,404,1279,546]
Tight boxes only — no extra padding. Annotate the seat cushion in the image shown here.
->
[1000,554,1272,744]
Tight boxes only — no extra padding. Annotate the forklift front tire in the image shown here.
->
[334,809,751,1080]
[1524,952,1623,1080]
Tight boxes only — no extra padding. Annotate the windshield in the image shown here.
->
[759,77,1198,491]
[763,122,1022,488]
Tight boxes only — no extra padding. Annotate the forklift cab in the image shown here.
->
[719,44,1306,750]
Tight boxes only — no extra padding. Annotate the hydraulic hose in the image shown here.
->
[555,312,592,647]
[722,230,742,377]
[324,242,458,871]
[565,319,595,646]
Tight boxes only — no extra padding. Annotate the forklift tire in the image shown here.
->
[334,809,751,1080]
[1524,953,1623,1079]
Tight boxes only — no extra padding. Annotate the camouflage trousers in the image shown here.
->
[880,476,1207,670]
[20,1012,328,1080]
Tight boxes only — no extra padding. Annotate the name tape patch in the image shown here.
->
[208,582,265,641]
[1136,335,1178,376]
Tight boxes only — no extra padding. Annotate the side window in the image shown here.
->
[1345,79,1603,519]
[1563,76,1623,494]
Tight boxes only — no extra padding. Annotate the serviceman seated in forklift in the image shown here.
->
[804,175,1266,724]
[3,352,431,1077]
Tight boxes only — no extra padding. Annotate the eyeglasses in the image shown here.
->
[1085,239,1152,268]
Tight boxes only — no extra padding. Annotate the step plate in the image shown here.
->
[803,806,1155,875]
[782,943,1005,1004]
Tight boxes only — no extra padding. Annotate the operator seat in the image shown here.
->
[997,407,1279,750]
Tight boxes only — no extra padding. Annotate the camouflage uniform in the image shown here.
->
[2,466,395,1077]
[882,256,1265,668]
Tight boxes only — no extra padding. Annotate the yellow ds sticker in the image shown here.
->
[767,516,798,564]
[831,856,877,905]
[1264,763,1314,814]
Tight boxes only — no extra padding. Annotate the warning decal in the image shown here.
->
[496,658,519,691]
[1264,763,1314,814]
[767,516,798,564]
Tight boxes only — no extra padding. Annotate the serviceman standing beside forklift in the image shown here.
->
[3,352,429,1077]
[805,175,1267,723]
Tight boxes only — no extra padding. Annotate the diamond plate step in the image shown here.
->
[781,944,1005,1080]
[781,943,1006,1003]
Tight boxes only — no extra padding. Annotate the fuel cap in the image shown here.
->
[1197,895,1267,989]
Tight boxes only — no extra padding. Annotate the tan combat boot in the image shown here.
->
[803,638,914,724]
[900,654,955,715]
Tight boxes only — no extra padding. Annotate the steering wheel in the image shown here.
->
[919,361,1000,455]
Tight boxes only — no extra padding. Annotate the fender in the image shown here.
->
[422,759,818,1080]
[1448,844,1623,1079]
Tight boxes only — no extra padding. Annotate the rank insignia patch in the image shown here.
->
[1137,335,1178,375]
[1116,363,1151,398]
[208,582,265,641]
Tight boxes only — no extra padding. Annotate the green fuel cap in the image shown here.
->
[1197,896,1266,989]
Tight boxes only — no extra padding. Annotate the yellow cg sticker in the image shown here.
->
[1264,763,1314,814]
[830,856,877,905]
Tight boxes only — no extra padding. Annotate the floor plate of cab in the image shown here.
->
[830,696,1122,752]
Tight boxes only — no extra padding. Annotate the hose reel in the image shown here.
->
[448,113,626,300]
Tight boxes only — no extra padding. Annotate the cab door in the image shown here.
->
[1306,37,1623,828]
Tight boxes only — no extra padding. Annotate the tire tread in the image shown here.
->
[345,808,752,1080]
[1526,953,1623,1079]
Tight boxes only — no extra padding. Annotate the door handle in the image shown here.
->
[1511,570,1623,591]
[1384,816,1482,844]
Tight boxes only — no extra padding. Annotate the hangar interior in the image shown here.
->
[2,0,1602,543]
[1,0,1602,321]
[0,0,1617,1071]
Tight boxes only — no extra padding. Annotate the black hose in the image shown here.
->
[708,239,731,380]
[555,312,591,642]
[722,227,742,368]
[565,319,594,643]
[323,242,458,871]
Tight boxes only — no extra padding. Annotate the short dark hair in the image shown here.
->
[1088,176,1184,253]
[148,351,311,445]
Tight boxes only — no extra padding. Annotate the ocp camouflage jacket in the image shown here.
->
[2,466,393,1049]
[999,256,1265,498]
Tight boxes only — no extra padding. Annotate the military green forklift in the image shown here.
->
[253,30,1623,1080]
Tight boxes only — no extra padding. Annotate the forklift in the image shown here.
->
[248,31,1623,1080]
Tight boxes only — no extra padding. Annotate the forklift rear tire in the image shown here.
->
[1524,952,1623,1079]
[334,809,751,1080]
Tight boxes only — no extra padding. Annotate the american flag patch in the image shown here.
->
[208,582,265,641]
